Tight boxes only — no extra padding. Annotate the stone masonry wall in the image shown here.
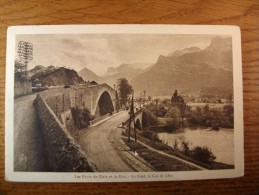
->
[36,94,93,172]
[39,84,118,118]
[39,88,72,122]
[60,110,79,140]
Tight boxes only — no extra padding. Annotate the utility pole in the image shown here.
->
[132,93,137,142]
[18,41,33,79]
[128,93,137,142]
[128,106,131,142]
[129,92,137,142]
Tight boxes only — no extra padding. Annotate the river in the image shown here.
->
[158,128,234,165]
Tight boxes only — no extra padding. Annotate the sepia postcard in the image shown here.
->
[5,25,244,182]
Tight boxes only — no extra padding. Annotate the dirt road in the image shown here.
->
[79,111,153,172]
[14,94,47,171]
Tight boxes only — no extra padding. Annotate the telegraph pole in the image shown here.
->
[132,93,137,142]
[18,41,33,79]
[128,103,131,142]
[128,91,137,142]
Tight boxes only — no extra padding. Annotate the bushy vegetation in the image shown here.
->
[139,129,161,142]
[191,146,216,163]
[145,100,168,117]
[142,109,161,128]
[71,107,93,129]
[187,104,234,129]
[145,90,233,131]
[173,136,216,164]
[138,90,233,168]
[161,119,179,132]
[144,104,183,132]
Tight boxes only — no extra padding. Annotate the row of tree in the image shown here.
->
[115,78,234,131]
[187,104,234,129]
[145,89,234,131]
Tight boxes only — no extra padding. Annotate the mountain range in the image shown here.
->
[27,36,233,98]
[130,36,233,97]
[94,63,153,87]
[76,36,233,97]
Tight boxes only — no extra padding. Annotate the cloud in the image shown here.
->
[60,38,119,75]
[16,33,220,75]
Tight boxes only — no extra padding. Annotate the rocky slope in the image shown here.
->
[30,65,84,87]
[78,68,103,84]
[131,37,233,97]
[102,63,153,86]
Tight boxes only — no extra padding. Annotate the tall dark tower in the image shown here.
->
[17,41,33,79]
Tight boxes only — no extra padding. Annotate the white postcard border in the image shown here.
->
[5,25,244,182]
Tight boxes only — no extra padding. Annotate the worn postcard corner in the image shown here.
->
[5,25,243,182]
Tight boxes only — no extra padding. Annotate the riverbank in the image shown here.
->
[123,128,234,170]
[159,127,234,165]
[122,137,200,171]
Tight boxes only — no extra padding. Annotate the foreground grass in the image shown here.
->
[123,138,199,171]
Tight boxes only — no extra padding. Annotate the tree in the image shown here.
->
[71,107,92,129]
[148,96,152,101]
[192,146,216,164]
[14,59,26,81]
[117,78,133,106]
[171,89,186,127]
[173,89,178,99]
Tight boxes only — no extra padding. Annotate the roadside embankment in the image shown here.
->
[35,94,93,172]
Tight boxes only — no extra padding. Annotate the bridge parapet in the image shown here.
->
[39,83,120,122]
[123,108,143,130]
[35,93,93,172]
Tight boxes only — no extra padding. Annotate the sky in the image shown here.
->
[15,34,218,76]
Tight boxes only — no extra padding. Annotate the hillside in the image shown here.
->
[30,66,84,87]
[131,37,233,97]
[102,63,153,86]
[168,47,201,57]
[78,68,103,83]
[27,65,56,78]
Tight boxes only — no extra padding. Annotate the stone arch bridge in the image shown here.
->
[71,83,119,117]
[40,83,120,118]
[127,109,143,130]
[39,83,146,128]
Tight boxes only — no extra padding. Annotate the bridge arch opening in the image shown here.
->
[135,118,142,130]
[96,91,114,116]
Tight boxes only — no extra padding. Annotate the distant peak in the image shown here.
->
[79,67,96,74]
[106,67,116,74]
[78,67,101,83]
[208,36,231,47]
[168,47,201,57]
[105,63,153,75]
[79,67,90,71]
[158,55,166,60]
[205,36,232,52]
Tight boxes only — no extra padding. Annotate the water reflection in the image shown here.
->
[158,128,234,165]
